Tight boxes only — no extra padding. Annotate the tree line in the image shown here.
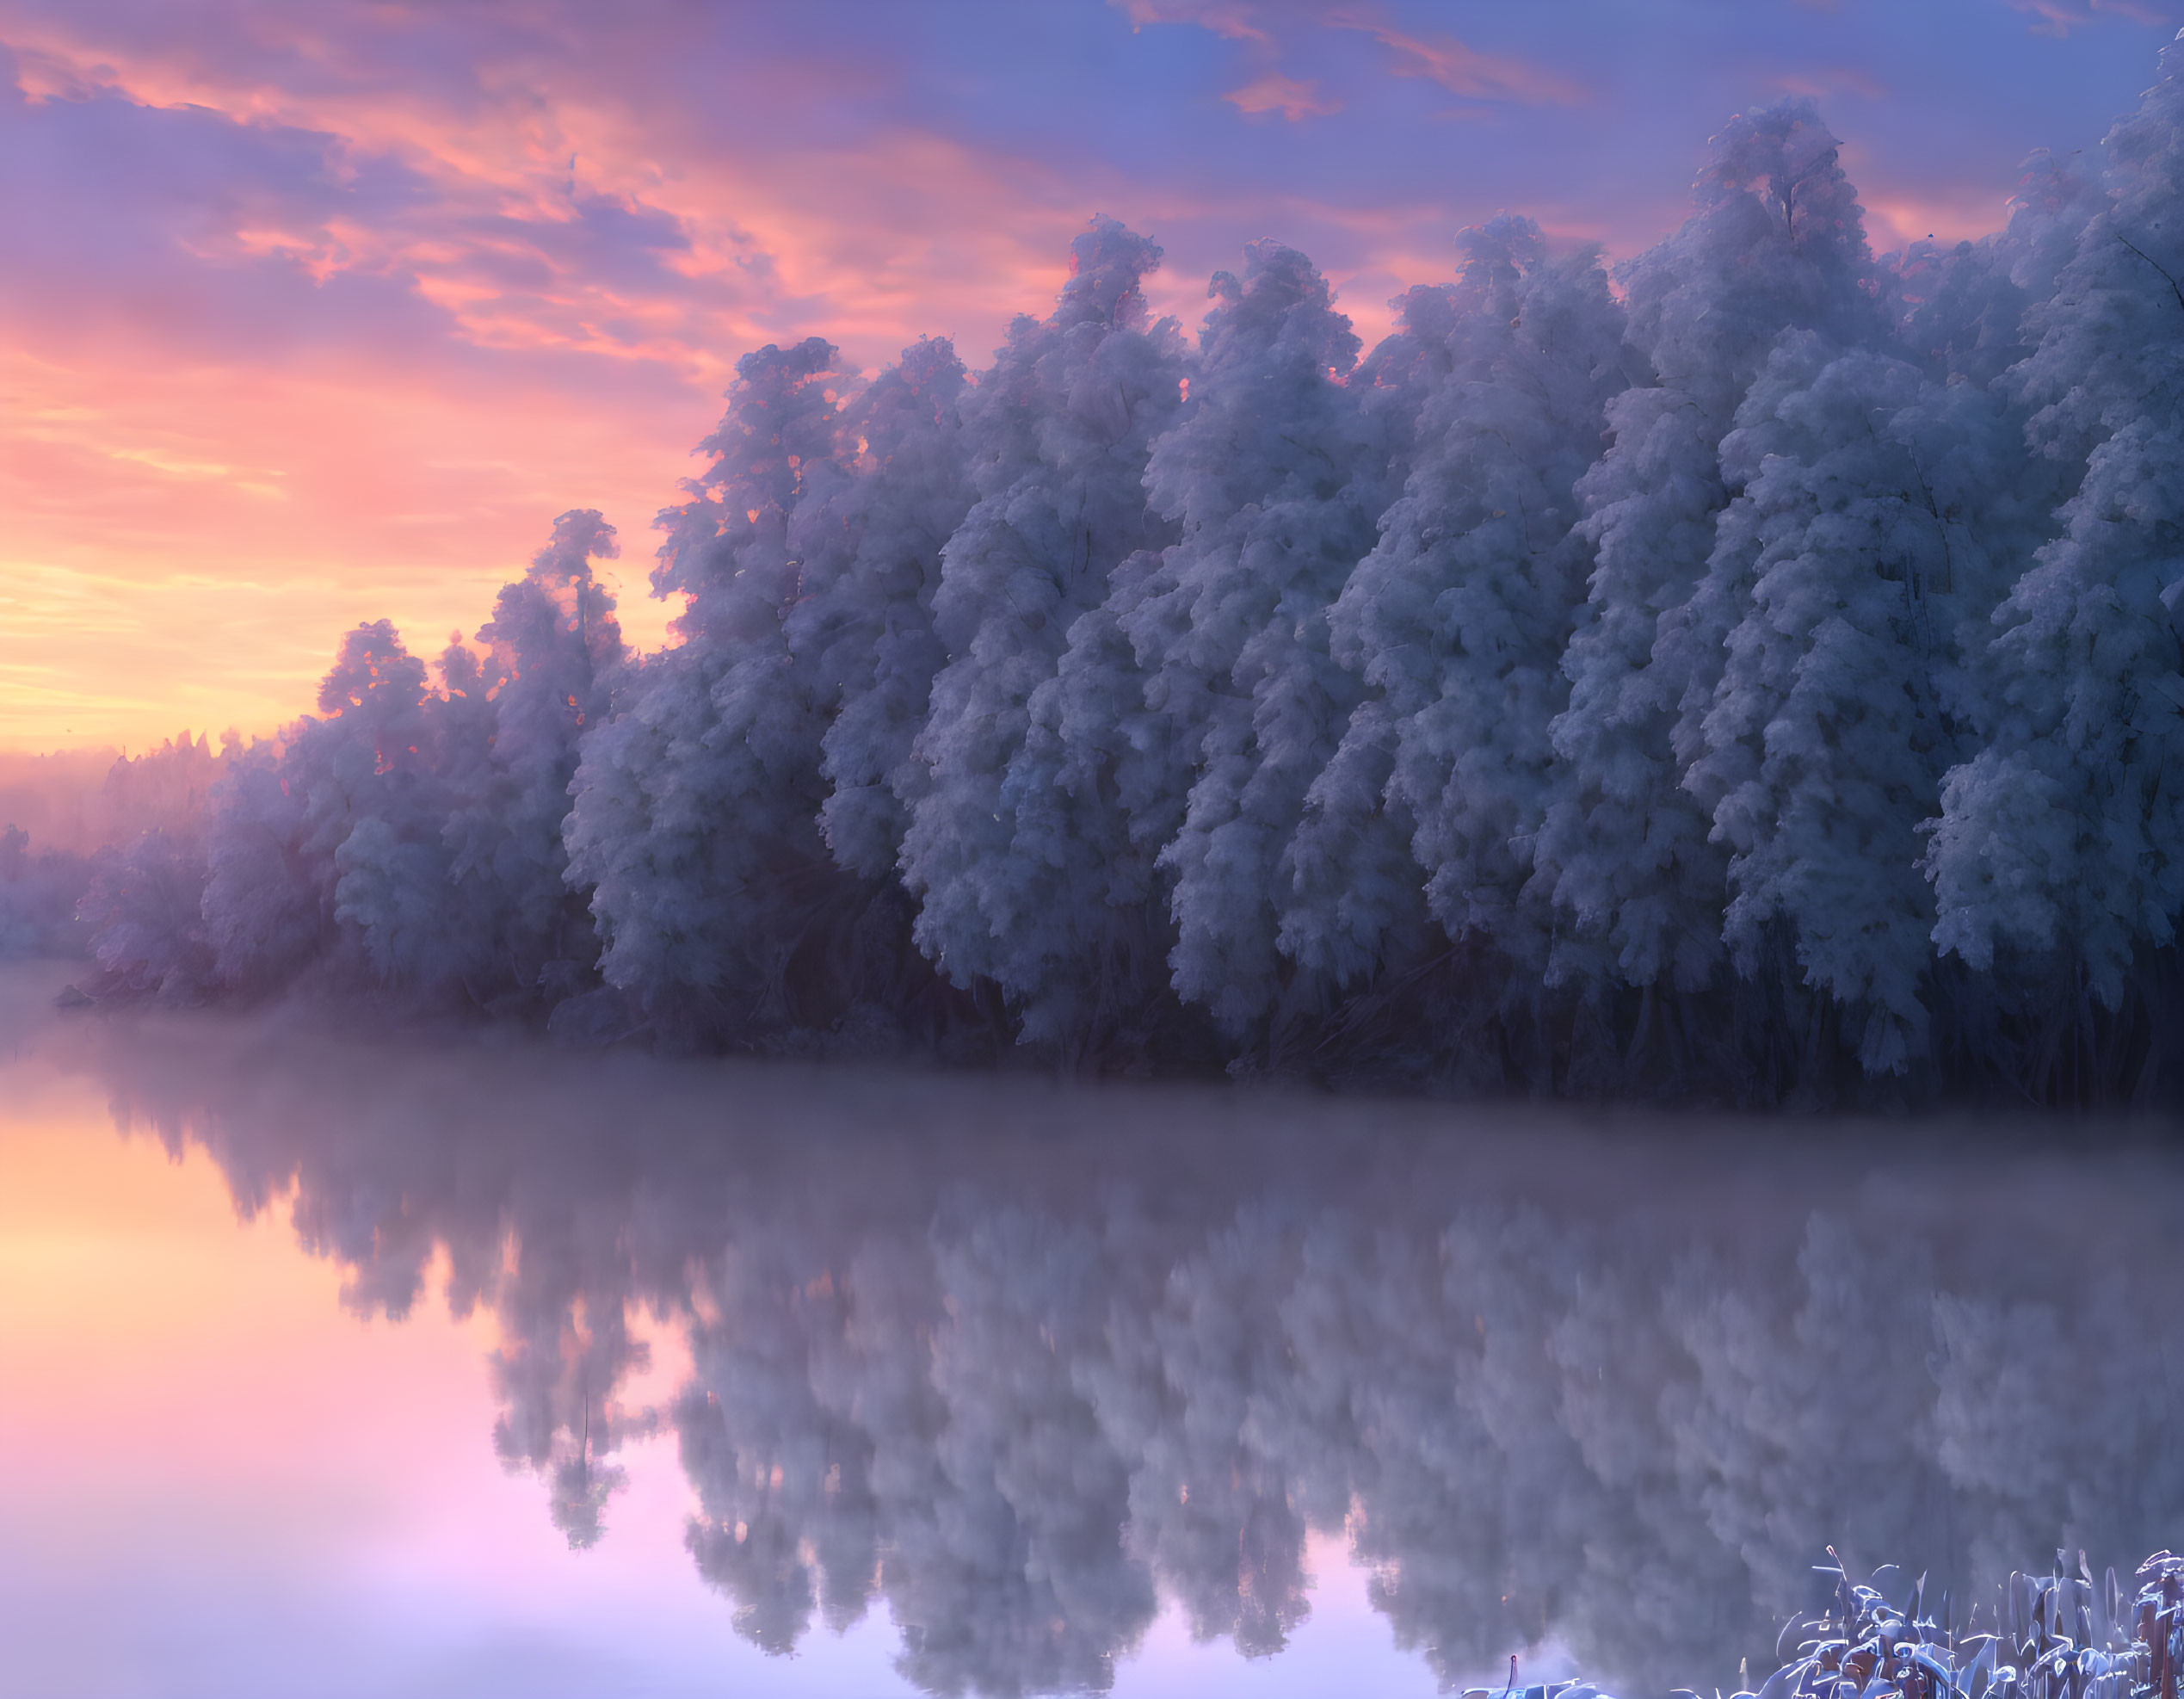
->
[33,60,2184,1105]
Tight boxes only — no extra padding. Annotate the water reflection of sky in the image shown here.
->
[3,968,2181,1699]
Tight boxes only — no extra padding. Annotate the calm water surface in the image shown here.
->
[3,965,2181,1699]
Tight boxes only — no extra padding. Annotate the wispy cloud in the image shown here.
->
[1111,0,1271,41]
[1772,65,1891,102]
[2004,0,2172,34]
[1224,70,1340,120]
[1330,6,1586,106]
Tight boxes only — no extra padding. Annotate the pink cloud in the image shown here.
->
[1772,65,1891,102]
[0,14,1093,374]
[1329,6,1586,106]
[2005,0,2169,34]
[1225,71,1342,120]
[1109,0,1272,42]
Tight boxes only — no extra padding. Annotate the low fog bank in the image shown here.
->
[0,747,117,855]
[0,735,226,959]
[35,40,2184,1109]
[25,984,2184,1699]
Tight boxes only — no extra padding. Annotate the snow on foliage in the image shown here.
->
[1927,37,2184,1016]
[1134,239,1386,1030]
[1533,99,1884,998]
[565,342,848,1030]
[899,215,1186,1048]
[69,41,2184,1103]
[803,337,976,882]
[1327,218,1632,976]
[436,510,625,1004]
[1687,338,2044,1072]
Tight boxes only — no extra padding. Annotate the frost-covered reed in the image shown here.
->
[1505,1554,2184,1699]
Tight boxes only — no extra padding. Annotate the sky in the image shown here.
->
[1,0,2178,756]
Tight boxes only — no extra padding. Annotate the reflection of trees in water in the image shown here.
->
[77,1022,2184,1697]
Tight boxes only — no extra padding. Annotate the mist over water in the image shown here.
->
[17,980,2183,1699]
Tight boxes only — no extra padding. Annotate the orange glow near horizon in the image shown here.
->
[0,341,698,752]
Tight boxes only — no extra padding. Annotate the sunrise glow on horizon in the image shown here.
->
[2,0,2177,755]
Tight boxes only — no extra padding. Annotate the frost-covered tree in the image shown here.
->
[1683,337,2047,1072]
[566,337,980,1041]
[565,339,854,1036]
[1533,99,1883,1002]
[0,825,92,960]
[1110,240,1386,1032]
[899,216,1187,1047]
[1927,43,2184,1017]
[1262,282,1464,995]
[1327,218,1632,977]
[796,338,977,882]
[320,624,463,989]
[424,510,625,1007]
[196,738,319,992]
[52,733,229,976]
[76,829,212,996]
[195,620,441,994]
[55,50,2184,1103]
[1891,151,2103,392]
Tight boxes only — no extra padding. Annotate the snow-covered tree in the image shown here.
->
[1891,150,2101,392]
[196,737,320,992]
[56,49,2184,1103]
[1926,41,2184,1017]
[319,622,462,989]
[1684,337,2046,1072]
[899,216,1187,1047]
[429,510,625,1006]
[565,339,854,1036]
[1533,99,1883,1002]
[798,338,977,883]
[1265,282,1465,995]
[1329,218,1632,976]
[76,828,213,997]
[194,621,441,994]
[1102,240,1383,1032]
[65,733,231,980]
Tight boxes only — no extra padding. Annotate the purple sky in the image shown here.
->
[1,0,2176,750]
